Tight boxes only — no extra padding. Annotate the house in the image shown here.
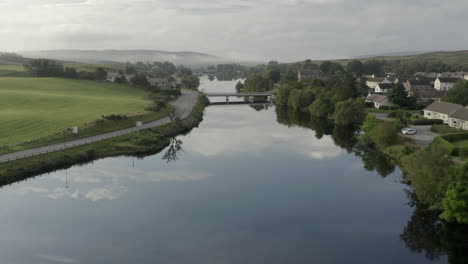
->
[106,71,120,82]
[365,77,385,89]
[404,79,432,94]
[297,70,324,81]
[448,107,468,130]
[434,77,459,91]
[366,94,392,109]
[464,74,468,81]
[424,101,464,124]
[375,83,394,94]
[413,90,445,101]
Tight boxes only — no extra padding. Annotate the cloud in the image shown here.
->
[1,0,467,62]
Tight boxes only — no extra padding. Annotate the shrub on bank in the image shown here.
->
[441,132,468,142]
[411,119,443,125]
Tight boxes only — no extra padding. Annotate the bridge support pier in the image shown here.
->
[226,96,229,104]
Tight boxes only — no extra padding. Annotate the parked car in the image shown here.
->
[402,128,417,135]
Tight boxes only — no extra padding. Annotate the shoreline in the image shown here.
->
[0,94,209,188]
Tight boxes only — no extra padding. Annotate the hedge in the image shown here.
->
[441,132,468,142]
[411,119,443,125]
[387,111,413,118]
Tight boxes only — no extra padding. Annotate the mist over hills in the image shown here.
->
[18,50,235,66]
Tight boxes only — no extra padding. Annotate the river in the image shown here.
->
[0,76,466,264]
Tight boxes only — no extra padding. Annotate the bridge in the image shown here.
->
[203,92,274,104]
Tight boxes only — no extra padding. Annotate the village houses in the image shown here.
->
[434,77,459,91]
[297,69,324,81]
[424,101,465,125]
[366,94,393,109]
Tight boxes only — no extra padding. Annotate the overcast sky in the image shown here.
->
[1,0,467,62]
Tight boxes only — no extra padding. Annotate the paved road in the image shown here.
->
[402,125,437,148]
[0,90,199,164]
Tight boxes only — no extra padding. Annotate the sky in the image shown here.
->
[1,0,468,62]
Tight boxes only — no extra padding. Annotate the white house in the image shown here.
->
[366,94,392,109]
[424,101,464,124]
[448,107,468,130]
[106,71,120,82]
[375,83,394,94]
[464,74,468,81]
[365,76,394,89]
[434,77,459,91]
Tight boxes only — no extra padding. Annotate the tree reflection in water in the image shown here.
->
[401,190,468,264]
[274,106,468,264]
[162,137,184,163]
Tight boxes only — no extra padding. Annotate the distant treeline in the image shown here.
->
[23,59,108,81]
[0,52,29,64]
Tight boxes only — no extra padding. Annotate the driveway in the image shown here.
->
[0,90,199,164]
[368,112,389,121]
[402,125,437,148]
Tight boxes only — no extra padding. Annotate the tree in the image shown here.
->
[402,148,452,207]
[181,75,200,90]
[388,82,415,107]
[130,73,150,87]
[309,95,334,117]
[243,73,270,92]
[443,80,468,106]
[373,121,399,149]
[95,67,107,81]
[235,81,244,92]
[333,98,366,126]
[441,164,468,224]
[263,68,281,84]
[276,83,297,105]
[346,60,364,76]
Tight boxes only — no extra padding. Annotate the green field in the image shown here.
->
[0,77,152,147]
[0,65,30,77]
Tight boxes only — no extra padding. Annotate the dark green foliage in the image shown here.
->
[320,61,344,75]
[388,82,416,107]
[95,67,107,81]
[181,75,200,90]
[442,80,468,106]
[441,164,468,223]
[441,132,468,142]
[130,73,150,87]
[387,111,413,119]
[411,119,444,125]
[263,68,281,83]
[102,114,128,121]
[275,83,300,106]
[24,59,64,77]
[333,98,366,126]
[346,60,364,76]
[235,81,244,92]
[309,95,334,117]
[373,121,399,148]
[63,67,78,78]
[402,148,452,207]
[244,73,270,92]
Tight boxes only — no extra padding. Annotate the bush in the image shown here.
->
[365,102,374,108]
[374,121,399,149]
[379,105,398,110]
[411,119,443,125]
[441,164,468,224]
[441,132,468,142]
[460,148,468,157]
[387,111,413,119]
[451,147,460,156]
[102,114,128,121]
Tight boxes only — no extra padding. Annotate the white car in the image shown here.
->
[402,128,417,135]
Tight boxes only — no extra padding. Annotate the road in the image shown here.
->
[402,125,437,148]
[0,90,199,164]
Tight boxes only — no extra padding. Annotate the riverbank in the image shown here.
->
[0,94,209,187]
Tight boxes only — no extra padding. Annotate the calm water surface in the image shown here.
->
[0,77,464,263]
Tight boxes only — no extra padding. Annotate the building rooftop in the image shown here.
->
[424,101,464,115]
[450,107,468,121]
[367,94,388,103]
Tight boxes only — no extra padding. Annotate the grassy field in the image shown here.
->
[0,65,30,77]
[0,77,154,148]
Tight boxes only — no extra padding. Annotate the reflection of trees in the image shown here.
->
[162,137,184,163]
[249,103,271,112]
[332,125,358,153]
[401,190,468,263]
[353,142,395,177]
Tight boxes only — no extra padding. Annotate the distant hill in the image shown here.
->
[18,49,227,66]
[354,51,434,59]
[307,50,468,69]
